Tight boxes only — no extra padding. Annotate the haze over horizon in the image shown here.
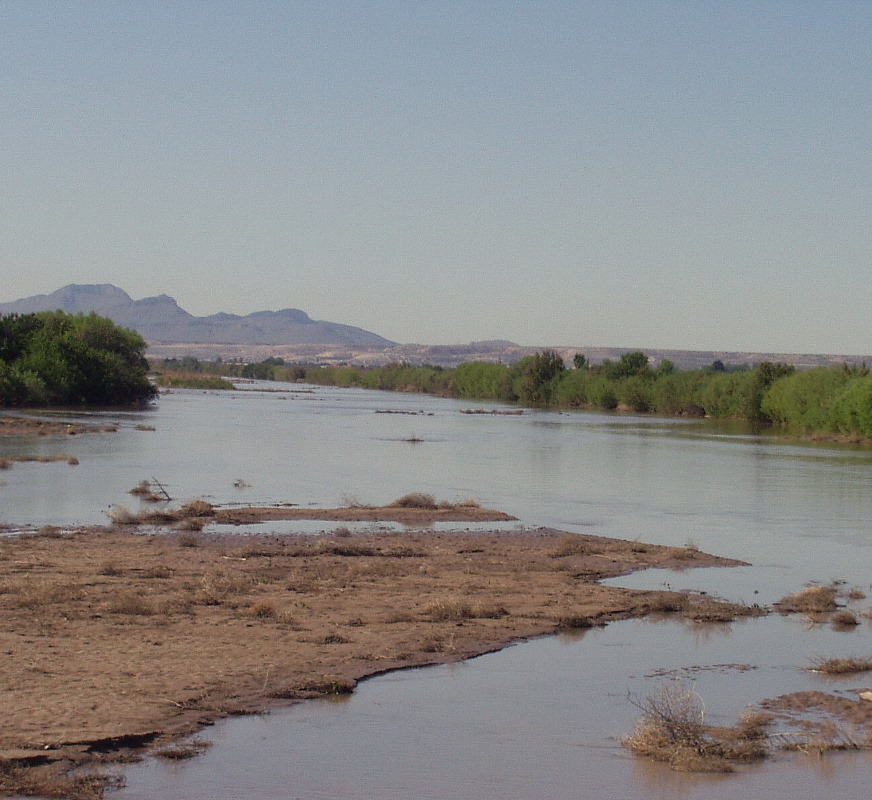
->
[3,3,870,354]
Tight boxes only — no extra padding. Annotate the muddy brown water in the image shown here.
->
[3,383,872,797]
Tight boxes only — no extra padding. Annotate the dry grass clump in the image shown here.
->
[455,498,481,508]
[194,570,254,605]
[0,763,123,800]
[623,684,770,773]
[142,565,173,579]
[550,533,590,558]
[177,532,200,547]
[317,539,378,557]
[776,584,839,613]
[808,655,872,675]
[107,592,155,616]
[179,499,214,518]
[98,560,124,577]
[15,580,84,609]
[681,597,767,623]
[36,525,64,539]
[153,739,211,760]
[128,480,161,502]
[831,610,860,630]
[424,597,475,621]
[249,601,276,619]
[390,492,437,509]
[106,505,137,525]
[176,517,207,532]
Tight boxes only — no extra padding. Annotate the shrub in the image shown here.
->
[808,655,872,674]
[390,493,437,509]
[776,585,839,613]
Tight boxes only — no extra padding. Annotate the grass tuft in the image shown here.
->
[808,655,872,674]
[777,585,839,613]
[390,492,437,509]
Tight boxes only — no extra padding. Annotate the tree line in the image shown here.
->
[0,311,156,407]
[153,349,872,439]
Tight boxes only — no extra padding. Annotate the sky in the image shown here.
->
[2,2,870,354]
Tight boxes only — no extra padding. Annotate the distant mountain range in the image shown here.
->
[1,284,868,371]
[0,284,394,348]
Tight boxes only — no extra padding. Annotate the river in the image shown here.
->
[2,382,871,798]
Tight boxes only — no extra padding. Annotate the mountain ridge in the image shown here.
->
[0,284,395,348]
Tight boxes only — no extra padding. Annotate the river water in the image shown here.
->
[2,383,872,798]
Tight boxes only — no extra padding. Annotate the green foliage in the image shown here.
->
[454,362,512,400]
[511,350,566,405]
[760,366,854,430]
[572,352,589,370]
[0,311,156,407]
[600,351,650,380]
[153,350,872,438]
[828,373,872,437]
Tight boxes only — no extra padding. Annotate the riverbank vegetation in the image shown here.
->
[0,311,156,407]
[154,350,872,439]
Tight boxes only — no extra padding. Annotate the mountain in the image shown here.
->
[0,285,395,348]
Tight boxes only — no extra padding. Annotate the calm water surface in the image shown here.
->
[3,383,872,798]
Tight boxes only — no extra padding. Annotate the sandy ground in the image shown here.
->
[0,516,746,796]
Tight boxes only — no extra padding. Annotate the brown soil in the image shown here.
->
[0,416,117,438]
[0,522,743,795]
[211,504,517,524]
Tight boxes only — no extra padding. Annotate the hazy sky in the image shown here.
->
[3,2,870,353]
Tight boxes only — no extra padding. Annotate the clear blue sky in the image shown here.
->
[3,2,870,353]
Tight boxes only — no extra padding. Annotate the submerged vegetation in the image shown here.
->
[154,350,872,438]
[0,311,156,407]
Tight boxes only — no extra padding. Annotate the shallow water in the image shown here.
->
[4,384,872,797]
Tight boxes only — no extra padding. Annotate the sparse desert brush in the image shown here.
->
[108,592,154,616]
[777,585,839,613]
[831,610,860,629]
[106,505,137,525]
[179,499,214,517]
[808,655,872,674]
[194,570,254,605]
[128,480,160,502]
[556,613,595,629]
[66,456,79,465]
[455,497,481,508]
[177,532,200,548]
[333,526,352,538]
[642,591,689,614]
[249,601,276,619]
[390,492,437,509]
[623,683,712,766]
[424,597,474,621]
[623,683,770,772]
[317,539,377,557]
[98,560,124,577]
[550,533,589,558]
[682,598,767,623]
[154,739,211,760]
[36,525,63,539]
[176,517,206,532]
[143,565,173,579]
[15,580,83,609]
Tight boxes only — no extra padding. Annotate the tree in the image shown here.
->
[573,352,588,370]
[0,311,156,407]
[512,350,566,405]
